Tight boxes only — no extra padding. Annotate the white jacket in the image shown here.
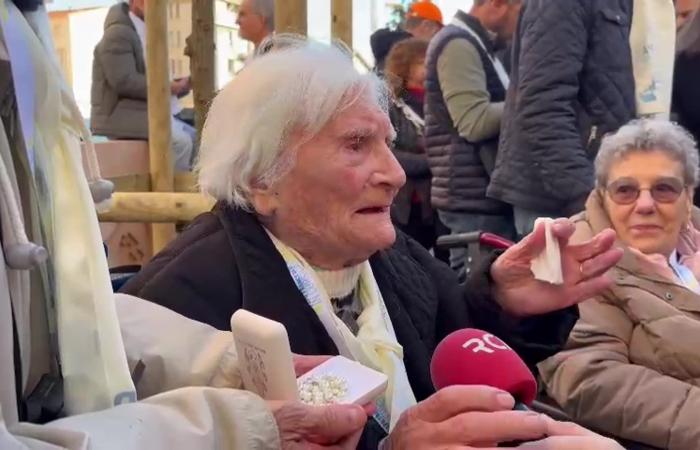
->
[0,293,281,450]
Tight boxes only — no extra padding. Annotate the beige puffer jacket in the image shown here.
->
[538,192,700,450]
[90,3,148,140]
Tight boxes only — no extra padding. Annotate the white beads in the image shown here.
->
[298,374,348,405]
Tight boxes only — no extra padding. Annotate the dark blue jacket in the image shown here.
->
[489,0,636,215]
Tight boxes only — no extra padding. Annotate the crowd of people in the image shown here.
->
[3,0,700,449]
[370,1,700,448]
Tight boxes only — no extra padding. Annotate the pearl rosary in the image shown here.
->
[298,374,348,405]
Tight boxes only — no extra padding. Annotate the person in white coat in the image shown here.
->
[0,293,370,450]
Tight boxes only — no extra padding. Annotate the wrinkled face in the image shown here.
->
[603,150,693,257]
[255,99,406,268]
[676,0,700,30]
[237,0,268,45]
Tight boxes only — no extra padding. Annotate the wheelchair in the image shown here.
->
[436,232,661,450]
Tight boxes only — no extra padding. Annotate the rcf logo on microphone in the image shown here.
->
[462,333,511,354]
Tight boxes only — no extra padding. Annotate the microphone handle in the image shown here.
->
[513,401,530,412]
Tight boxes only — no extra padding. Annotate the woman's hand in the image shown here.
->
[268,401,368,450]
[384,386,549,449]
[490,218,623,317]
[518,418,624,449]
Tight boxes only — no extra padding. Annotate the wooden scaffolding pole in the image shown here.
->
[189,0,216,140]
[145,0,176,252]
[274,0,307,35]
[331,0,352,48]
[98,193,215,223]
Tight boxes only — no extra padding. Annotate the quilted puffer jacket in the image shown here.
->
[488,0,636,215]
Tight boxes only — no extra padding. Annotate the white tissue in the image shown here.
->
[530,217,564,285]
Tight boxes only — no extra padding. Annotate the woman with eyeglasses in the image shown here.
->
[538,119,700,450]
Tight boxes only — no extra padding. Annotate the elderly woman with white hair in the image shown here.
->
[539,119,700,450]
[122,37,624,450]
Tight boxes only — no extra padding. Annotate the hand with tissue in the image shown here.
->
[490,218,623,317]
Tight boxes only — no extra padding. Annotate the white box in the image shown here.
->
[297,356,388,406]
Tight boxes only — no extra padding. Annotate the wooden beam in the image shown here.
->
[189,0,216,141]
[145,0,176,251]
[108,174,151,192]
[275,0,307,35]
[174,171,199,192]
[98,193,215,223]
[106,171,196,193]
[331,0,352,48]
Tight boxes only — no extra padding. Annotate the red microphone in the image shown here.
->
[430,328,537,408]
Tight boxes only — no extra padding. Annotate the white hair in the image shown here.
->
[196,36,389,209]
[595,119,700,188]
[249,0,274,31]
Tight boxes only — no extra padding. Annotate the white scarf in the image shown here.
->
[267,231,417,432]
[630,0,676,118]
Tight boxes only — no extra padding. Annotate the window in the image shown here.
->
[175,0,180,18]
[228,31,234,46]
[228,59,235,73]
[177,31,181,48]
[170,59,176,75]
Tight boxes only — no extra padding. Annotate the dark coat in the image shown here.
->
[12,0,42,11]
[673,51,700,145]
[90,3,149,140]
[121,204,577,448]
[388,93,432,225]
[425,12,509,215]
[489,0,636,215]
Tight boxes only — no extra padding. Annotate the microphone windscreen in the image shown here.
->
[430,328,537,405]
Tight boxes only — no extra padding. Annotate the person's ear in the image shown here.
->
[250,183,280,217]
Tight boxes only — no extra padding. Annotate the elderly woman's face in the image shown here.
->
[603,150,693,256]
[258,99,406,268]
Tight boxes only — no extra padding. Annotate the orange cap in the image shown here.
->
[407,1,443,24]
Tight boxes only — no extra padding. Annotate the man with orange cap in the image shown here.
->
[404,1,444,41]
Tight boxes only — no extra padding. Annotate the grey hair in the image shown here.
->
[196,35,390,209]
[594,119,700,188]
[250,0,274,31]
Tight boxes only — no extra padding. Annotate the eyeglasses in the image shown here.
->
[605,177,686,205]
